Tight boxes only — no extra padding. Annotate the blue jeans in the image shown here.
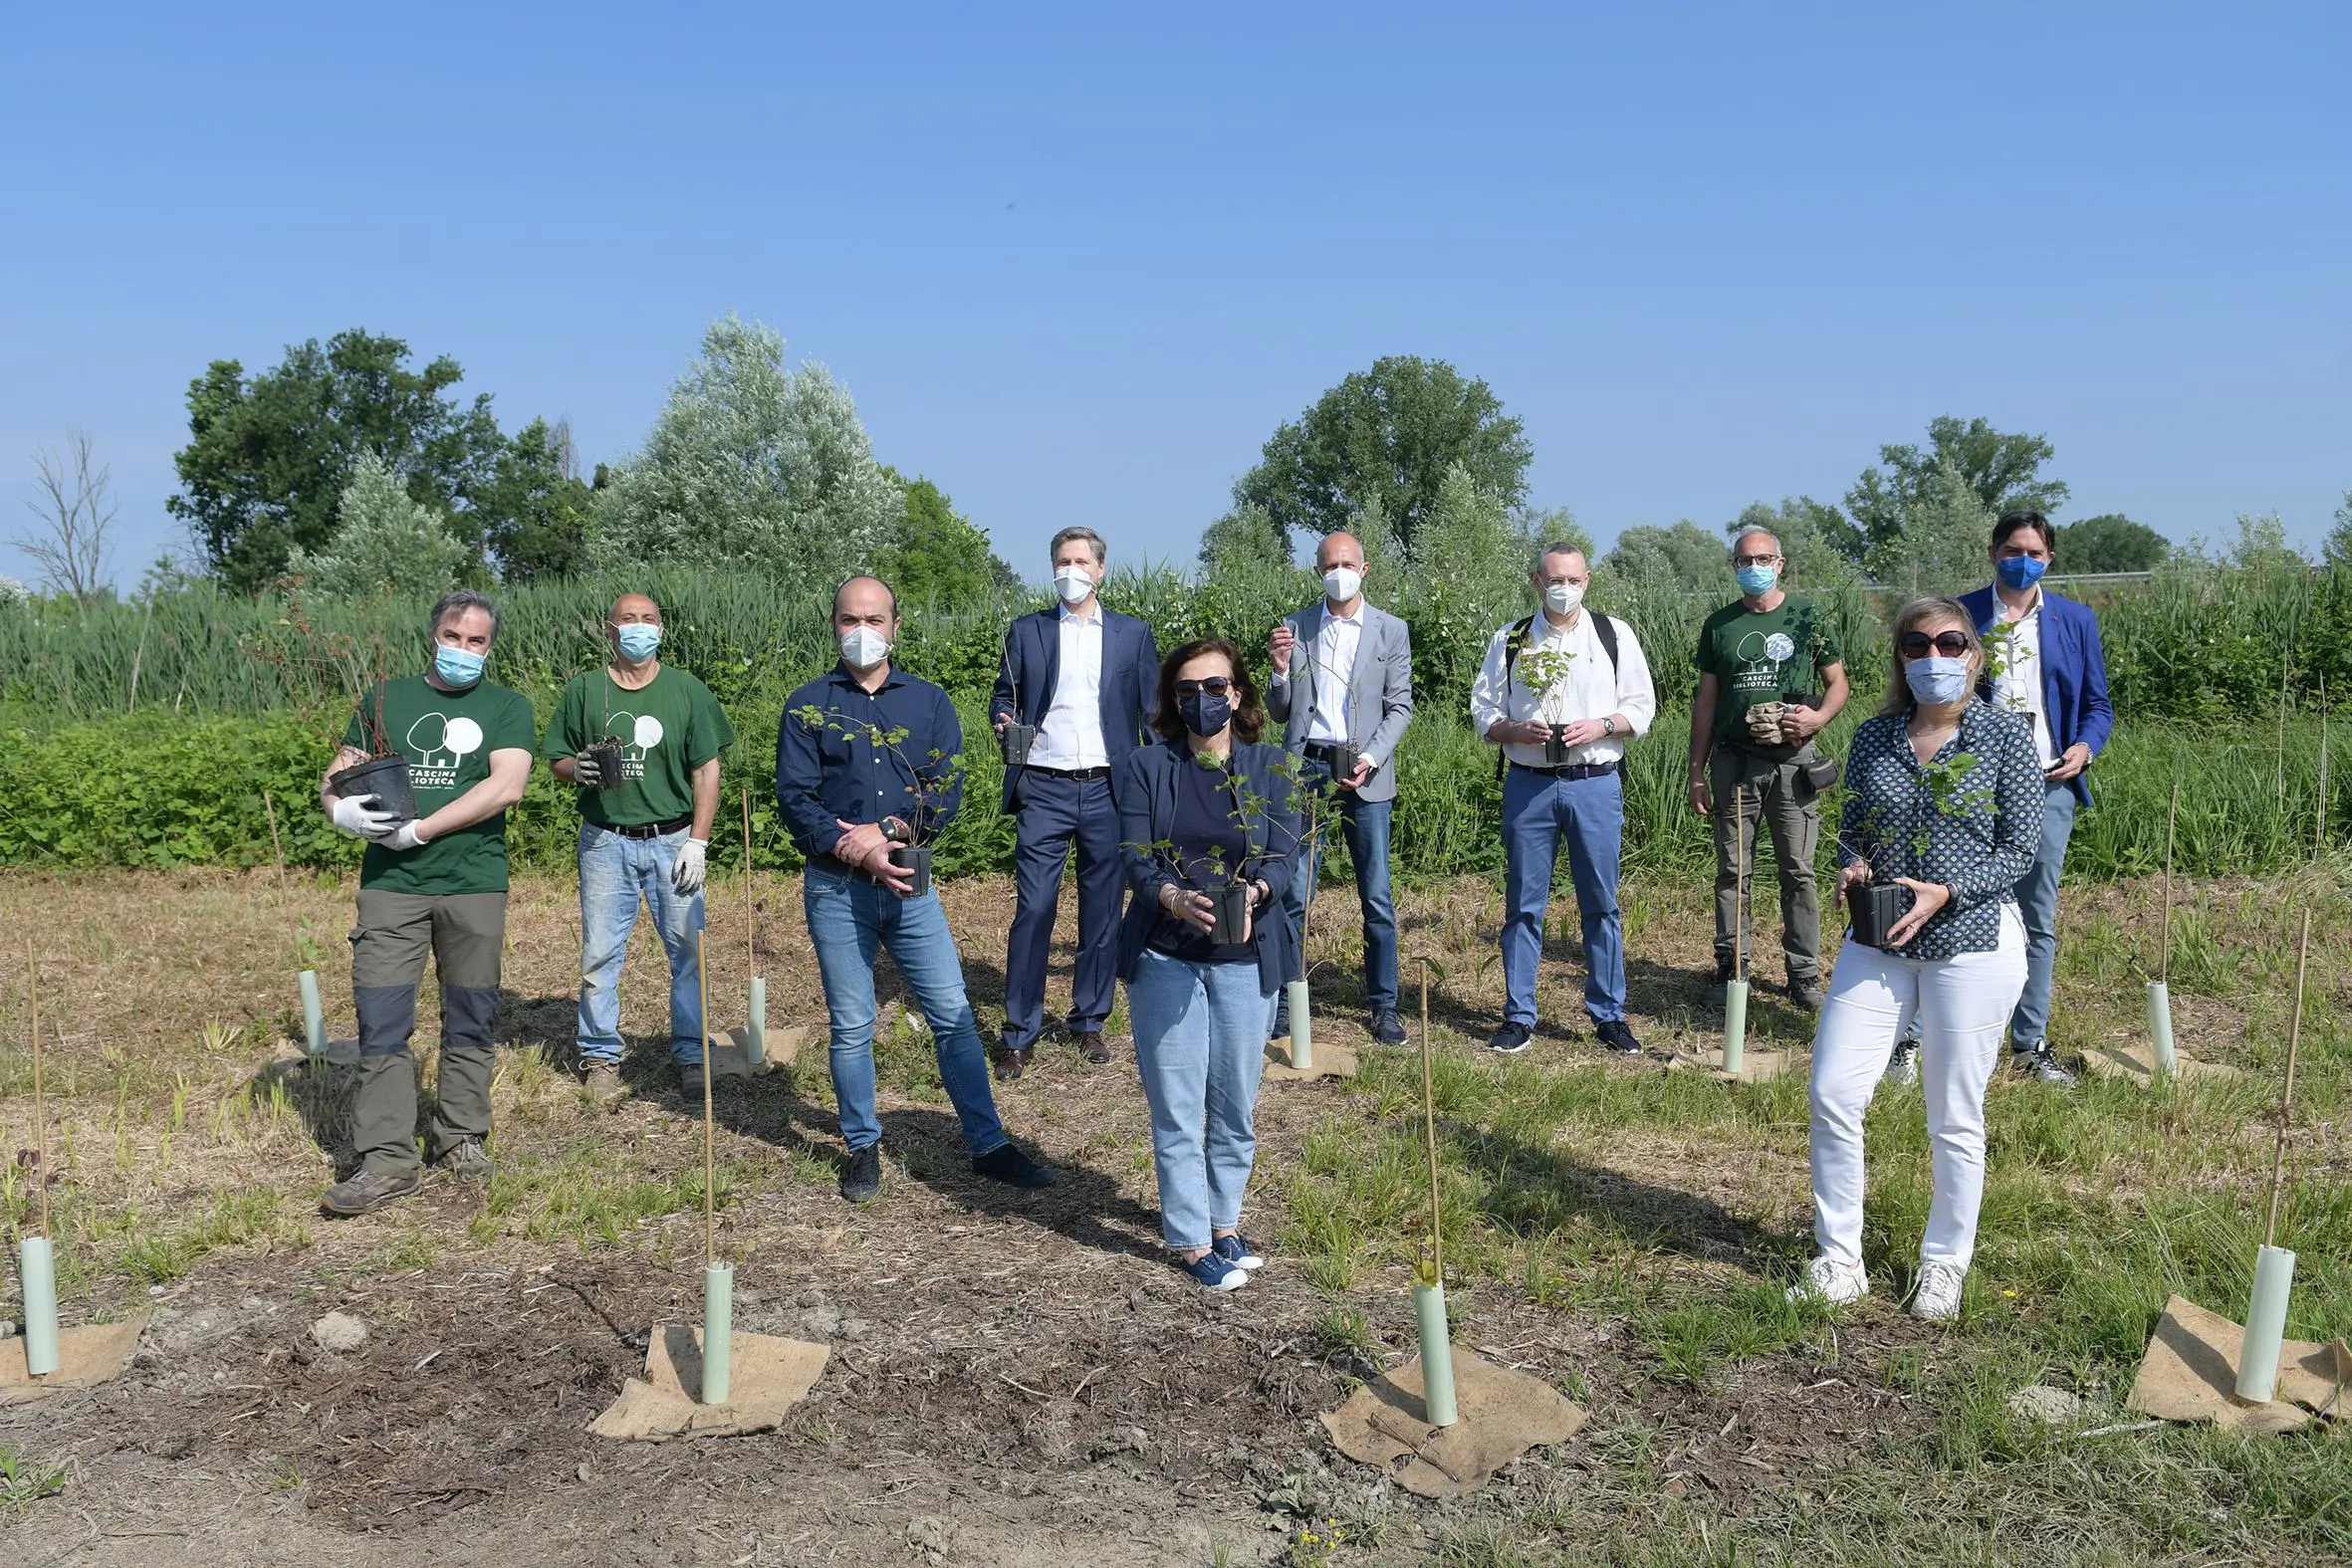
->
[2008,782,2079,1050]
[802,863,1007,1158]
[1128,948,1272,1251]
[577,825,706,1066]
[1501,766,1626,1025]
[1280,756,1398,1008]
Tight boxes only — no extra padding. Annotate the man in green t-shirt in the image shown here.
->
[1687,529,1851,1008]
[542,592,737,1104]
[317,589,537,1216]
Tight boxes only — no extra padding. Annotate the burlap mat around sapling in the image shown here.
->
[1264,1037,1358,1081]
[0,1316,148,1405]
[589,1324,829,1442]
[2126,1295,2349,1434]
[1322,1347,1586,1498]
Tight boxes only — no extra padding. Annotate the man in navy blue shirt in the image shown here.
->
[777,575,1058,1205]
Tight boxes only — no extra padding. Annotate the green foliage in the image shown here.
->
[2056,512,2169,573]
[1234,355,1533,559]
[479,418,596,582]
[1842,415,2069,562]
[1863,456,1997,596]
[2326,490,2352,571]
[1197,500,1291,572]
[285,451,471,600]
[1730,496,1859,593]
[1603,520,1724,595]
[876,469,1018,611]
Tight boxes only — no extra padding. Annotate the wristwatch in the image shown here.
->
[1600,716,1617,737]
[879,817,908,845]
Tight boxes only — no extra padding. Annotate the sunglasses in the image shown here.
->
[1900,631,1973,658]
[1174,677,1234,698]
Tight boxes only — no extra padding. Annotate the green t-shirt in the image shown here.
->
[541,665,737,828]
[1695,592,1845,745]
[341,675,538,895]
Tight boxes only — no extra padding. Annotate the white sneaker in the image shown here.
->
[1787,1255,1869,1307]
[1912,1259,1967,1322]
[1883,1040,1920,1087]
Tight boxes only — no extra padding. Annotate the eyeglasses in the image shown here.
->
[1733,554,1780,567]
[1174,677,1234,698]
[1900,631,1973,658]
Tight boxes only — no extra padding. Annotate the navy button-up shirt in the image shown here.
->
[776,662,966,860]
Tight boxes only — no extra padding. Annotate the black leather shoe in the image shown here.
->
[1595,1018,1644,1056]
[994,1045,1033,1082]
[1368,1008,1407,1046]
[1074,1030,1111,1064]
[1488,1021,1533,1055]
[972,1142,1058,1188]
[839,1144,882,1205]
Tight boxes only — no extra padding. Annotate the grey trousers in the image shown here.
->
[1710,745,1823,984]
[349,889,507,1175]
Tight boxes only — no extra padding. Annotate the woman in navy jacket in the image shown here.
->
[1117,638,1301,1289]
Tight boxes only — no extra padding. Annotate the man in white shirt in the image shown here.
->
[1266,532,1415,1045]
[1468,544,1658,1056]
[990,528,1160,1078]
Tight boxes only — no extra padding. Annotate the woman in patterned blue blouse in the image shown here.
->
[1793,596,2043,1323]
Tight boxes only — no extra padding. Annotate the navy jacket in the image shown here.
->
[1958,585,2115,806]
[988,605,1160,810]
[776,663,964,859]
[1116,741,1302,995]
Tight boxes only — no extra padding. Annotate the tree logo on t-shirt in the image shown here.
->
[1764,633,1794,663]
[601,713,665,780]
[1730,631,1793,698]
[403,713,484,789]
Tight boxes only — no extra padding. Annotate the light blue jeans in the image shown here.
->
[802,863,1007,1158]
[2008,782,2079,1051]
[1501,767,1627,1025]
[1128,947,1273,1251]
[577,824,705,1066]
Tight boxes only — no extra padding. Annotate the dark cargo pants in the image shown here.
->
[1710,744,1823,986]
[349,889,507,1176]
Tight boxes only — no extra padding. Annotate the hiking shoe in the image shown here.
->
[1178,1249,1248,1291]
[1786,1255,1869,1308]
[1270,1000,1291,1041]
[1594,1018,1643,1056]
[1712,954,1738,986]
[839,1144,882,1205]
[2014,1043,2076,1088]
[1074,1029,1112,1065]
[1788,976,1826,1010]
[1368,1008,1408,1047]
[1883,1040,1921,1087]
[1213,1232,1267,1271]
[581,1062,627,1110]
[972,1142,1058,1189]
[677,1064,708,1102]
[1488,1021,1533,1055]
[431,1138,492,1181]
[321,1167,424,1218]
[1912,1259,1967,1322]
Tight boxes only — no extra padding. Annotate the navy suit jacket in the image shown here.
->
[989,605,1160,811]
[1115,741,1302,995]
[1958,585,2115,806]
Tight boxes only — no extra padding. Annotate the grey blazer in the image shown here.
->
[1265,599,1415,803]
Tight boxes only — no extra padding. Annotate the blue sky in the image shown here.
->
[4,3,2346,589]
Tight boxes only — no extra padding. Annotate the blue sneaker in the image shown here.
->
[1213,1233,1266,1270]
[1178,1249,1248,1291]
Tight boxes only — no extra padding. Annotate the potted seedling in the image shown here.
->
[788,702,965,898]
[998,663,1036,768]
[1513,644,1579,768]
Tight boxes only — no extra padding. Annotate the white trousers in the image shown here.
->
[1808,903,2026,1271]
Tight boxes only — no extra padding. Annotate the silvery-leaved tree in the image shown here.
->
[286,450,469,600]
[596,314,901,591]
[1863,456,1995,596]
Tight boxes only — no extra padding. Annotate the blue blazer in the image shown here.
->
[1959,585,2115,805]
[1115,741,1302,995]
[989,605,1160,811]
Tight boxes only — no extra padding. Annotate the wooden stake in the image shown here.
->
[263,789,287,889]
[1733,782,1749,980]
[2263,912,2311,1250]
[2276,654,2290,810]
[2160,783,2178,985]
[2318,676,2330,856]
[699,928,716,1264]
[741,784,756,974]
[1418,957,1444,1283]
[28,942,49,1239]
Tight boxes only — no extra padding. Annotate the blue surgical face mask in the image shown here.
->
[1997,556,2047,591]
[1904,655,1971,707]
[1736,563,1778,596]
[433,645,486,688]
[614,623,663,663]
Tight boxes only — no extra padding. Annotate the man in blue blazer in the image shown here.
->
[989,527,1160,1078]
[1891,510,2113,1089]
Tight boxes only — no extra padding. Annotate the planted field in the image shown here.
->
[2,862,2345,1565]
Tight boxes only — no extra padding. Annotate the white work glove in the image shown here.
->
[571,748,606,786]
[672,838,708,895]
[385,821,430,852]
[331,794,399,840]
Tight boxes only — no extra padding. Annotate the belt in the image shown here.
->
[597,813,695,839]
[1023,765,1110,781]
[1510,759,1619,781]
[812,852,883,882]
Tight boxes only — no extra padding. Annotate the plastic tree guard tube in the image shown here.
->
[19,1236,60,1377]
[1722,979,1749,1075]
[702,1261,734,1406]
[1286,980,1312,1071]
[745,978,767,1065]
[299,970,326,1057]
[2235,1243,2297,1403]
[1412,1279,1457,1427]
[2145,981,2177,1076]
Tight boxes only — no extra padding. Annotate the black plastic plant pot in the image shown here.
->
[1209,883,1253,945]
[1331,743,1361,782]
[1000,723,1037,767]
[1848,882,1906,950]
[328,755,416,824]
[890,844,934,897]
[585,741,624,791]
[1541,727,1569,768]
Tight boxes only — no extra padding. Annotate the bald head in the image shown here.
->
[832,574,899,626]
[608,592,662,625]
[1316,532,1366,572]
[1733,529,1781,560]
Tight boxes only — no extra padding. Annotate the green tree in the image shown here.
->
[596,315,902,592]
[1198,501,1292,573]
[876,469,1018,611]
[286,451,469,600]
[2322,490,2352,571]
[1842,416,2069,561]
[1726,497,1857,594]
[1604,519,1729,594]
[2055,513,2169,574]
[167,330,508,592]
[1864,457,1996,595]
[2196,511,2309,574]
[1234,356,1532,560]
[480,418,597,582]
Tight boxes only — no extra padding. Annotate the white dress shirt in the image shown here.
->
[1302,602,1364,747]
[1993,592,2056,768]
[1029,604,1107,769]
[1468,609,1658,769]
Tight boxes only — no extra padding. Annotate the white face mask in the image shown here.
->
[1322,566,1363,604]
[1054,564,1095,604]
[1544,580,1584,615]
[838,626,891,670]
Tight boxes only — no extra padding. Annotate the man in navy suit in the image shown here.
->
[990,527,1160,1079]
[1888,510,2113,1089]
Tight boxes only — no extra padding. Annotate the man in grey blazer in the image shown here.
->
[1266,531,1414,1046]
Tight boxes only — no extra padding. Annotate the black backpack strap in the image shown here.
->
[1591,612,1619,678]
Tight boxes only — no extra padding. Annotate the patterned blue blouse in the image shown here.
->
[1836,698,2045,961]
